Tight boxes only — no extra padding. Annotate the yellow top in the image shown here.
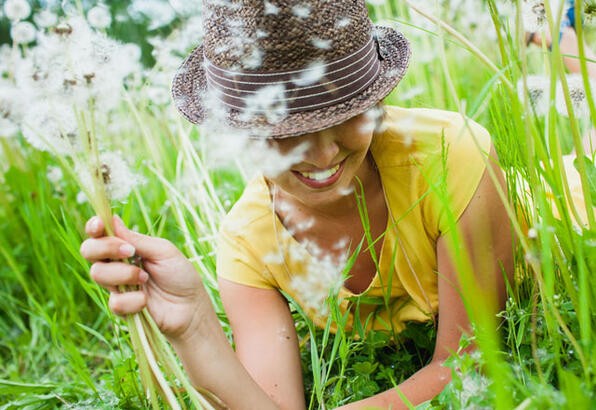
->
[216,106,492,334]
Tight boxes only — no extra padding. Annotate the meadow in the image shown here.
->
[0,0,595,408]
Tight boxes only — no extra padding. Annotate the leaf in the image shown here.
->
[573,155,596,203]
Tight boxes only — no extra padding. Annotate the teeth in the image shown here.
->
[298,163,340,181]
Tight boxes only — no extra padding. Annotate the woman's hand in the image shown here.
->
[80,215,206,341]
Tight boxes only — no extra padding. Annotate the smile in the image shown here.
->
[292,160,345,188]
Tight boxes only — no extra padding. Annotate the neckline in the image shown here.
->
[264,165,393,296]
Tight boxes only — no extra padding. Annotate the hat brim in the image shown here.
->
[171,26,410,138]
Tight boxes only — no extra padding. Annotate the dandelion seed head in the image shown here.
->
[77,151,145,202]
[46,165,63,185]
[87,5,112,30]
[518,75,550,117]
[76,190,89,204]
[34,9,58,28]
[22,102,80,155]
[292,61,326,87]
[292,4,311,19]
[10,21,37,44]
[128,0,176,31]
[3,0,31,21]
[556,74,594,118]
[522,0,547,32]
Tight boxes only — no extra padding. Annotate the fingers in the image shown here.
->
[80,236,136,262]
[90,261,148,287]
[109,290,147,315]
[112,215,179,260]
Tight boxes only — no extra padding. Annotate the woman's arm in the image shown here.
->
[217,278,307,410]
[336,147,514,409]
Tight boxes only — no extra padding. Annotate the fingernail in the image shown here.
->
[90,217,100,233]
[119,243,135,258]
[139,270,149,282]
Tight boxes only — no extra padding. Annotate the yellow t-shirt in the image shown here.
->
[216,106,492,334]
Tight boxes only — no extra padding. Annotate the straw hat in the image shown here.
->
[171,0,411,138]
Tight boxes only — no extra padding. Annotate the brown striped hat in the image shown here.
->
[172,0,411,138]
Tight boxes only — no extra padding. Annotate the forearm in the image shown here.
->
[337,361,451,410]
[169,303,278,410]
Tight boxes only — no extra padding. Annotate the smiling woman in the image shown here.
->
[80,0,514,409]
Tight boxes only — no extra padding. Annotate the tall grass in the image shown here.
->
[1,0,594,408]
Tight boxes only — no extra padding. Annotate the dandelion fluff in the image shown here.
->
[518,75,550,117]
[556,74,594,119]
[239,84,288,125]
[10,21,37,44]
[264,1,279,15]
[76,151,145,202]
[292,4,311,19]
[87,5,112,30]
[3,0,31,21]
[311,37,332,49]
[33,9,58,28]
[22,101,80,155]
[290,250,345,314]
[292,61,326,86]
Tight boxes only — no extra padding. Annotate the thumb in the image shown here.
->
[112,215,178,260]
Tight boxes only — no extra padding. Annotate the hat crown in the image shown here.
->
[203,0,373,72]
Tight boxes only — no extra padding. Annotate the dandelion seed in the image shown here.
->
[3,0,31,21]
[240,84,288,124]
[46,166,63,185]
[242,46,263,69]
[292,61,326,86]
[10,21,37,44]
[518,75,550,116]
[311,37,332,50]
[255,29,268,39]
[34,9,58,28]
[264,1,279,15]
[556,74,594,119]
[398,85,425,101]
[361,105,385,134]
[338,186,354,196]
[528,227,538,239]
[87,5,112,30]
[335,17,351,28]
[263,251,284,264]
[292,4,311,19]
[246,138,308,178]
[76,190,89,204]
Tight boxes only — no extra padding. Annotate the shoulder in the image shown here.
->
[372,106,492,168]
[219,175,272,237]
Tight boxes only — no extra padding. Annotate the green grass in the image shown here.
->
[1,0,595,408]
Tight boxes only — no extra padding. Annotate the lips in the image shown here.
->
[292,160,345,188]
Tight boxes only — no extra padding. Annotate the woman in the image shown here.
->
[80,1,513,408]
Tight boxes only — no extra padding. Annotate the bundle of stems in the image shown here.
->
[49,106,222,409]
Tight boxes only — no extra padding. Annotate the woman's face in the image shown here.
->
[267,112,376,208]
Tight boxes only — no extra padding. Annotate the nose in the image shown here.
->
[302,131,340,169]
